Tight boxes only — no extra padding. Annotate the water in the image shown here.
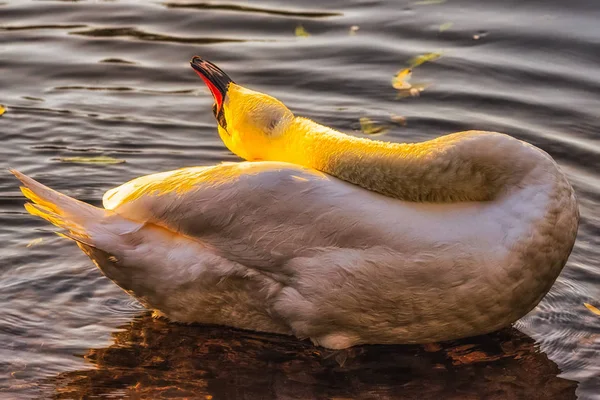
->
[1,0,599,398]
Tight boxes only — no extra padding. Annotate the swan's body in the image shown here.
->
[12,58,579,349]
[13,148,577,348]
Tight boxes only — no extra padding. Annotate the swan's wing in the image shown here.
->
[104,163,285,228]
[103,164,226,223]
[102,162,341,269]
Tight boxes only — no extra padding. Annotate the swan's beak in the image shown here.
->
[190,56,234,113]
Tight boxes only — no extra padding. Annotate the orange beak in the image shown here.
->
[190,56,234,114]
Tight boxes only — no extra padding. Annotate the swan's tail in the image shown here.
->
[11,169,106,245]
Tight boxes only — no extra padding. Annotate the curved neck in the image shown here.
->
[279,117,540,202]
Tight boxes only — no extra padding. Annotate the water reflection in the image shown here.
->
[51,314,576,399]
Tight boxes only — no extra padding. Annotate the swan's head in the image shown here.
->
[191,57,294,161]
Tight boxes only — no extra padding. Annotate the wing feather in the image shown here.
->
[101,162,330,243]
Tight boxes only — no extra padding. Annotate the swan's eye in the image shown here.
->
[267,117,279,133]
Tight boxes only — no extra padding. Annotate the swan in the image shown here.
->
[11,59,578,350]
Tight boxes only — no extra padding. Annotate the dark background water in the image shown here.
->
[1,0,599,398]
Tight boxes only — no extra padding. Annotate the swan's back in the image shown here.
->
[103,162,514,265]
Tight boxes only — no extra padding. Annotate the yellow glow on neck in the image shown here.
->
[217,85,536,202]
[266,118,534,202]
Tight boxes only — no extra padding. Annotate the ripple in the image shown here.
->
[55,85,133,92]
[162,2,342,18]
[0,24,86,31]
[53,85,197,95]
[99,58,136,65]
[31,144,142,154]
[21,96,44,102]
[7,105,204,128]
[70,27,250,45]
[99,297,143,315]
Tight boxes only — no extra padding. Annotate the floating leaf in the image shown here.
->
[359,117,389,136]
[395,83,430,98]
[408,52,442,67]
[439,22,453,32]
[295,25,310,37]
[0,105,5,116]
[391,114,407,126]
[414,0,446,5]
[392,68,412,89]
[349,25,360,35]
[57,156,125,165]
[584,303,600,316]
[26,238,43,248]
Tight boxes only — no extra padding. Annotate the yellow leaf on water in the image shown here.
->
[408,52,442,67]
[0,105,6,116]
[57,156,125,165]
[439,22,453,32]
[26,238,43,248]
[584,303,600,316]
[392,68,412,89]
[295,25,310,37]
[359,117,389,136]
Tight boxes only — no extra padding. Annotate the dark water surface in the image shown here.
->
[1,0,599,398]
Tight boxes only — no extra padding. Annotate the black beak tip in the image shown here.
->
[189,57,234,87]
[190,56,203,70]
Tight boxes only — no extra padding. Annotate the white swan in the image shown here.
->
[11,59,578,350]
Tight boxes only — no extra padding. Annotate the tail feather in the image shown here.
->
[11,169,105,243]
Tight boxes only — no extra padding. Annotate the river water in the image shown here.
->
[1,0,599,398]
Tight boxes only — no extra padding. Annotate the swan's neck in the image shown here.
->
[280,117,541,202]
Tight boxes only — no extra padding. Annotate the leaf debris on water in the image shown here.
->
[349,25,360,35]
[392,67,430,97]
[408,52,442,68]
[359,117,389,136]
[295,25,310,37]
[392,68,412,90]
[473,31,488,40]
[439,22,453,32]
[584,303,600,316]
[0,105,6,116]
[26,238,43,248]
[396,83,429,98]
[56,156,126,165]
[391,114,407,126]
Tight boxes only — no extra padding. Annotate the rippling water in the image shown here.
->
[1,0,599,398]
